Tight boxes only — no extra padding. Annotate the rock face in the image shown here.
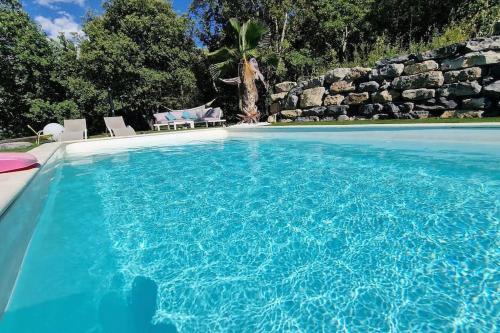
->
[344,92,369,105]
[443,67,482,83]
[465,36,500,52]
[300,87,325,108]
[323,94,345,106]
[284,94,299,110]
[271,92,287,102]
[275,81,297,93]
[325,67,371,83]
[359,81,380,92]
[404,60,439,75]
[372,90,393,103]
[402,88,436,101]
[375,64,405,79]
[330,81,356,93]
[417,43,465,61]
[441,51,500,70]
[299,76,325,89]
[280,110,302,118]
[392,71,444,90]
[439,81,482,97]
[270,34,500,123]
[483,80,500,97]
[462,97,489,109]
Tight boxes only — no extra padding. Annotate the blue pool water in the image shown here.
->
[0,129,499,332]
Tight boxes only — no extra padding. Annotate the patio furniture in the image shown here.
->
[201,107,226,127]
[153,111,196,131]
[104,116,136,137]
[153,102,226,130]
[59,119,87,142]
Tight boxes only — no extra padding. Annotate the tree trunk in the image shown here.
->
[237,59,260,123]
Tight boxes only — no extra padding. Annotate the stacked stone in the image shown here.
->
[270,35,500,122]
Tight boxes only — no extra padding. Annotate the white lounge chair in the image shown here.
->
[60,119,87,142]
[104,116,136,137]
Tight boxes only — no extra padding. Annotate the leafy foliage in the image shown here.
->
[0,0,204,138]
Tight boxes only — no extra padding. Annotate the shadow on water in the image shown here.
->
[99,276,177,333]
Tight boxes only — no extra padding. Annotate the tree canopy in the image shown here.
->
[0,0,498,138]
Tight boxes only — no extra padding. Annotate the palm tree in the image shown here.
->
[208,18,271,123]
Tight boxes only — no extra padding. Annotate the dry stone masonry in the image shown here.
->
[269,35,500,122]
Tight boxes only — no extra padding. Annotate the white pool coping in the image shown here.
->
[0,142,61,217]
[0,122,499,217]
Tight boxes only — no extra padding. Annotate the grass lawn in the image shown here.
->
[271,117,500,126]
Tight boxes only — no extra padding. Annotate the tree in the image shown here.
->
[79,0,203,130]
[208,18,272,123]
[0,0,65,138]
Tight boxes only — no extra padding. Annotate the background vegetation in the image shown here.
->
[1,0,499,139]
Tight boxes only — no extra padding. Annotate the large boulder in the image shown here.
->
[325,68,351,83]
[275,81,297,93]
[302,107,327,116]
[392,71,444,90]
[372,90,393,103]
[359,103,384,117]
[438,81,482,97]
[300,87,325,108]
[465,36,500,52]
[344,92,369,105]
[456,110,484,118]
[443,67,482,84]
[417,43,465,61]
[269,103,281,115]
[325,67,371,83]
[299,76,325,89]
[270,92,287,102]
[284,94,299,110]
[440,51,500,70]
[349,67,372,81]
[374,63,405,79]
[462,97,490,110]
[280,110,302,119]
[404,60,439,75]
[376,54,413,67]
[325,105,349,116]
[358,81,380,92]
[483,80,500,97]
[323,94,345,106]
[402,88,436,101]
[330,80,356,93]
[414,98,457,114]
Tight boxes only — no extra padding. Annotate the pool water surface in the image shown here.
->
[0,129,499,332]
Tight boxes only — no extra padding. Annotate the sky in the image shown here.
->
[21,0,192,39]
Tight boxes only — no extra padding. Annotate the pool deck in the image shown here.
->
[0,142,61,217]
[0,122,499,217]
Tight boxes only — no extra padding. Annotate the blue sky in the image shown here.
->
[22,0,191,39]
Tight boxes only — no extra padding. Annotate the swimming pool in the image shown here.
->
[0,127,499,332]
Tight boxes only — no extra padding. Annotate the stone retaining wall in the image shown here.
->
[269,36,500,122]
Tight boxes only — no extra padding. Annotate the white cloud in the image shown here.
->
[35,0,85,8]
[35,13,83,39]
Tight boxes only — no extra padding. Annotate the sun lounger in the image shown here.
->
[104,116,136,137]
[60,119,87,142]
